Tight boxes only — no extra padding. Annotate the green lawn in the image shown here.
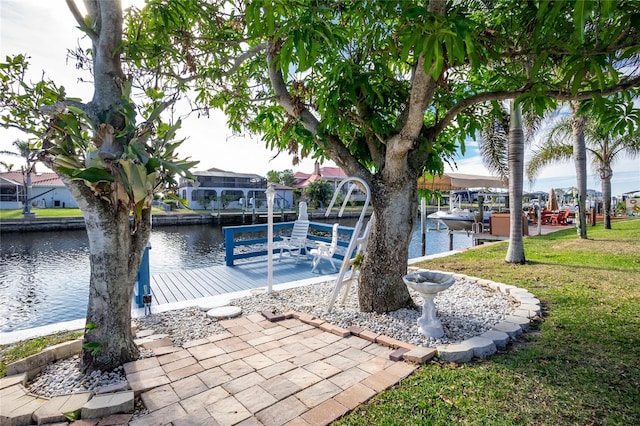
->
[0,208,85,219]
[0,207,200,219]
[336,219,640,425]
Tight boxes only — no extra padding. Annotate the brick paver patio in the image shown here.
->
[126,313,419,426]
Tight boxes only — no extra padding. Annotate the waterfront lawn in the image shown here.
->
[336,218,640,426]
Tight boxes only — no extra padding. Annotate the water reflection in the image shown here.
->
[0,220,472,332]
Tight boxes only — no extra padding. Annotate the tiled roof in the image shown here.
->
[0,172,65,187]
[293,167,348,187]
[296,174,323,188]
[318,167,347,178]
[293,171,310,179]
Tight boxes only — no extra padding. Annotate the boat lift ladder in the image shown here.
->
[325,177,373,312]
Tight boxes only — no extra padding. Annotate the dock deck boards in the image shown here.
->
[149,255,338,307]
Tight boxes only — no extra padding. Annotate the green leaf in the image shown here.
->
[129,140,150,164]
[119,159,153,205]
[573,0,593,43]
[432,41,444,79]
[63,409,81,421]
[66,105,86,116]
[146,101,167,123]
[403,6,427,19]
[72,167,114,183]
[571,69,585,95]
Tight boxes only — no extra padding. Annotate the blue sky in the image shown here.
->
[1,0,638,196]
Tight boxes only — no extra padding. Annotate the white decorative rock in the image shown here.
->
[206,306,242,319]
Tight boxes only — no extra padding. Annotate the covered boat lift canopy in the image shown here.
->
[418,172,508,190]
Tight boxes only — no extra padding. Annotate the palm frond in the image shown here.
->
[526,142,573,180]
[479,116,509,177]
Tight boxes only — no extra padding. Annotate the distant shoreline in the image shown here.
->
[0,209,378,233]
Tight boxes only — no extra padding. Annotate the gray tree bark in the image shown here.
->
[357,174,416,312]
[600,163,613,229]
[571,102,588,239]
[505,101,526,264]
[64,178,147,371]
[61,0,143,372]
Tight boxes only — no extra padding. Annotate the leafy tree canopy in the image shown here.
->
[1,52,198,230]
[267,169,296,186]
[119,0,640,312]
[124,0,640,179]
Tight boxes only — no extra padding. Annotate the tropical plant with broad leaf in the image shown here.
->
[0,2,197,372]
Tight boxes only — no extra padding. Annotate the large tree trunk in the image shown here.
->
[64,180,148,371]
[358,175,415,313]
[63,0,145,372]
[571,102,588,239]
[505,101,526,264]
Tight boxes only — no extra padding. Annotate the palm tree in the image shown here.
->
[527,114,640,229]
[0,140,37,215]
[569,102,588,238]
[479,101,546,263]
[505,101,526,264]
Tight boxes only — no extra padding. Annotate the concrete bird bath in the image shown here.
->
[403,270,455,338]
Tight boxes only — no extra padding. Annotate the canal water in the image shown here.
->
[0,220,472,332]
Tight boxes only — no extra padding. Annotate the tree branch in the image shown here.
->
[224,43,268,76]
[266,45,370,179]
[267,49,319,135]
[0,123,45,137]
[400,54,437,141]
[433,74,640,139]
[393,0,445,159]
[65,0,99,43]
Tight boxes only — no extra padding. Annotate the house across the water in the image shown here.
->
[0,172,77,210]
[178,168,294,210]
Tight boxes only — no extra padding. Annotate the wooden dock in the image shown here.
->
[149,255,339,306]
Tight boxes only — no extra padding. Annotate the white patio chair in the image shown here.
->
[310,223,340,272]
[278,219,310,262]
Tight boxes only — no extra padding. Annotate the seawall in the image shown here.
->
[0,209,373,233]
